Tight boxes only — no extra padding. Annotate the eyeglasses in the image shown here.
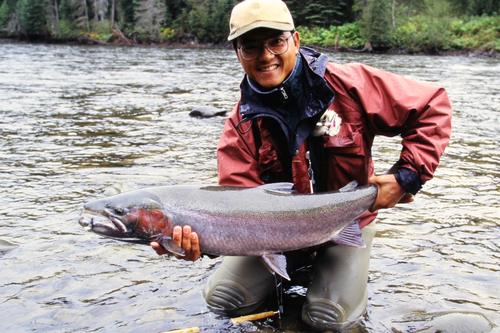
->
[237,33,294,61]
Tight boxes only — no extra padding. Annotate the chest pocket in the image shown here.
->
[317,111,369,190]
[312,108,363,155]
[323,121,363,155]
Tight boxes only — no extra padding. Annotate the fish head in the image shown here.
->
[79,191,171,243]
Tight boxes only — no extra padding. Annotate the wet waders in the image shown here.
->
[203,222,376,331]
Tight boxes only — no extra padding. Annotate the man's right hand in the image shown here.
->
[150,225,201,262]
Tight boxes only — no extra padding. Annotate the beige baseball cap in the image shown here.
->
[228,0,295,41]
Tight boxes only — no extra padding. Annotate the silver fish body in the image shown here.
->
[79,181,377,279]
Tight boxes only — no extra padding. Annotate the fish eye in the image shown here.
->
[114,207,125,215]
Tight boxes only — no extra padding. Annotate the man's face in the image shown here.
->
[234,28,300,90]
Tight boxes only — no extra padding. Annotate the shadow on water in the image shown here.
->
[0,44,499,332]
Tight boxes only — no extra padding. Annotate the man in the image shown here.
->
[152,0,452,330]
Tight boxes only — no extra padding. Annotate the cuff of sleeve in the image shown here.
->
[395,167,423,195]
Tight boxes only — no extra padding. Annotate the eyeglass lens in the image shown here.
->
[239,34,292,60]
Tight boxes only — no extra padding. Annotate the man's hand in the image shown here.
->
[368,174,414,212]
[150,225,201,262]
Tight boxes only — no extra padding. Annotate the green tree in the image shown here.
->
[135,0,166,40]
[468,0,500,16]
[59,0,75,20]
[447,0,469,14]
[73,0,90,33]
[361,0,393,48]
[184,0,209,40]
[172,0,235,43]
[422,0,453,50]
[206,0,235,42]
[44,0,61,35]
[19,0,45,35]
[120,0,135,31]
[285,0,354,27]
[0,0,17,28]
[165,0,187,25]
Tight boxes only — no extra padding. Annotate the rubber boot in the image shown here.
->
[202,256,276,316]
[203,251,312,316]
[302,222,377,331]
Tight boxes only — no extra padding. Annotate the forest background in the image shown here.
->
[0,0,499,54]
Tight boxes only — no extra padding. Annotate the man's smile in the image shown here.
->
[260,64,279,72]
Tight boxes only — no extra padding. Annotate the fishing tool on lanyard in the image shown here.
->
[306,151,315,193]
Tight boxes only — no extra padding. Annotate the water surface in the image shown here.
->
[0,43,498,332]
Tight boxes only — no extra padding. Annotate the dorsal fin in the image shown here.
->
[338,181,358,192]
[255,183,296,196]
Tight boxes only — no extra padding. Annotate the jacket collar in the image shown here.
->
[238,47,335,155]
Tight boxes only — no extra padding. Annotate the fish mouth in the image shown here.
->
[79,210,128,236]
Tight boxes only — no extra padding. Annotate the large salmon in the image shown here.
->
[79,181,377,280]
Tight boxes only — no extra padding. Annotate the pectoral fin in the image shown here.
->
[332,220,366,248]
[158,236,186,257]
[259,254,290,281]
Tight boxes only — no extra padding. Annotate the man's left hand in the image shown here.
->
[368,174,414,212]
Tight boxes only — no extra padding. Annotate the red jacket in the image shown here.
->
[217,49,452,228]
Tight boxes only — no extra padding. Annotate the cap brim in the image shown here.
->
[228,21,295,41]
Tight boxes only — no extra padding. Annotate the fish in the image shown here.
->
[79,181,377,280]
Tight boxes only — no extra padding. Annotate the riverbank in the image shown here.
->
[2,37,498,58]
[2,12,499,57]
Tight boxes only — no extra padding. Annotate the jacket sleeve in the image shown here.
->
[326,63,453,189]
[217,102,264,187]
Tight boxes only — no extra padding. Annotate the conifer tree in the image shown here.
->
[360,0,393,48]
[19,0,45,35]
[135,0,165,40]
[0,0,17,28]
[468,0,500,15]
[120,0,135,31]
[284,0,354,27]
[165,0,187,25]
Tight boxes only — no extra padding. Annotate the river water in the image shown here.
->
[0,43,498,333]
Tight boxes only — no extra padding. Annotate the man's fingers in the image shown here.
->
[190,232,199,247]
[172,225,182,246]
[368,176,382,212]
[151,225,201,262]
[368,175,378,185]
[188,232,201,262]
[182,225,193,252]
[190,232,199,254]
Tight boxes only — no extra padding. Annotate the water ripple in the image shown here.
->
[0,44,499,332]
